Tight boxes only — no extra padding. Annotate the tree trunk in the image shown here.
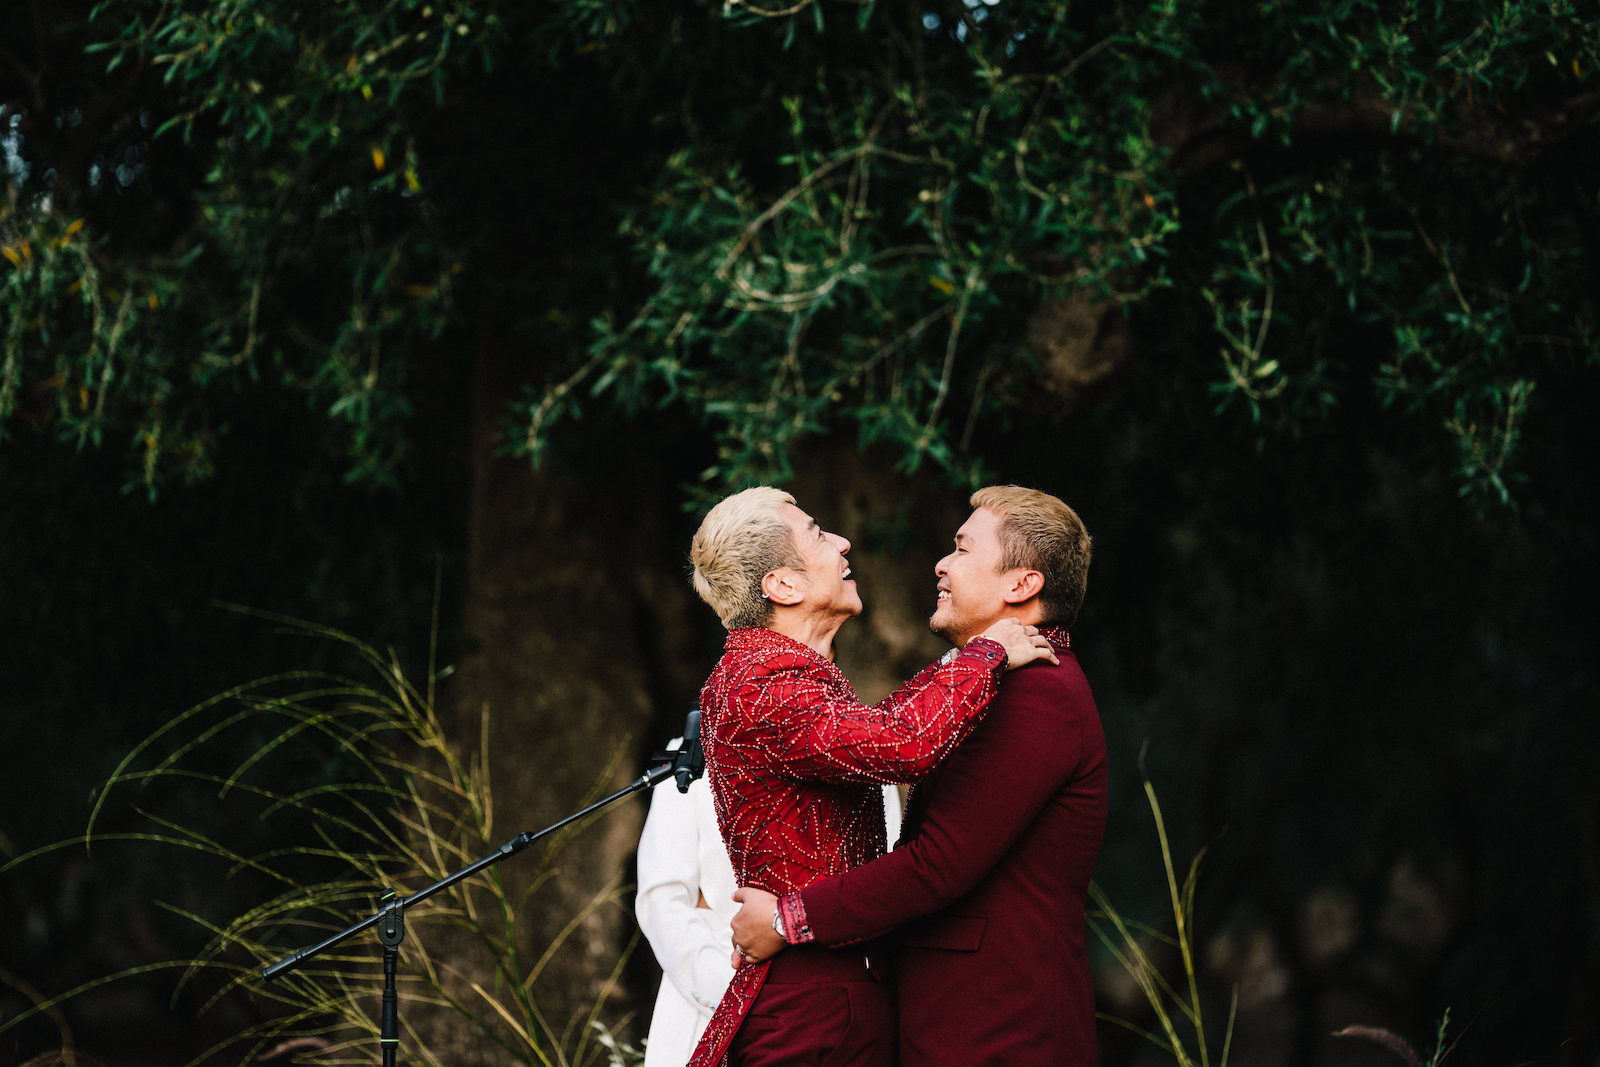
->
[422,338,669,1063]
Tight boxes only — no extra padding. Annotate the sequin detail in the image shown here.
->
[778,892,811,945]
[685,627,1005,1067]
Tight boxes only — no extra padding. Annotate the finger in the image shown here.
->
[733,887,746,903]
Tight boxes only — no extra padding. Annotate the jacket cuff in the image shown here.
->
[778,891,813,944]
[962,635,1008,676]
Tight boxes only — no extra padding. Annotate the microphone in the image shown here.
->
[673,707,703,793]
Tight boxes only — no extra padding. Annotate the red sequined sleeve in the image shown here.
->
[726,637,1007,785]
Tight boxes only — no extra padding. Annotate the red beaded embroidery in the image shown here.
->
[685,627,1006,1067]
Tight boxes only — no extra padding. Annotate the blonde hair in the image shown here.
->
[970,485,1092,628]
[690,486,802,630]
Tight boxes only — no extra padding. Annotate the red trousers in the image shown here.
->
[727,946,895,1067]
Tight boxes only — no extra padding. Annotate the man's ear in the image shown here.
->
[1002,570,1045,606]
[762,569,805,606]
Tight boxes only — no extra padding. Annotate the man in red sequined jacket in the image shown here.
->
[728,486,1107,1066]
[683,487,1059,1067]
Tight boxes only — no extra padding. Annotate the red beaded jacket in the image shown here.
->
[685,627,1008,1067]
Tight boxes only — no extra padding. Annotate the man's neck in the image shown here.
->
[768,612,846,661]
[954,608,1047,649]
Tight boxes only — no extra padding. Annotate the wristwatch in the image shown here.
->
[771,907,786,939]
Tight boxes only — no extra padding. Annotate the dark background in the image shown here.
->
[4,2,1598,1065]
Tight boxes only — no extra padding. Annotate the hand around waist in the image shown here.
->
[730,886,784,968]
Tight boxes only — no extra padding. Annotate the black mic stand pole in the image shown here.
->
[261,758,686,1064]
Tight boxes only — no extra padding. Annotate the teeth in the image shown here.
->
[937,592,950,600]
[843,567,852,578]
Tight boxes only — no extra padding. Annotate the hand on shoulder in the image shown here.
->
[978,618,1060,670]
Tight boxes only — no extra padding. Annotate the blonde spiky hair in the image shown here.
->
[689,486,802,630]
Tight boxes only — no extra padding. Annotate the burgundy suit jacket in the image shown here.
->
[789,631,1107,1066]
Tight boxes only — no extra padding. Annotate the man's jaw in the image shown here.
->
[931,591,1014,650]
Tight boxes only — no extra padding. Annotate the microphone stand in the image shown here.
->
[261,709,703,1066]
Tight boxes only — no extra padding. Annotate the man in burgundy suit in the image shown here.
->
[730,485,1107,1066]
[683,486,1059,1067]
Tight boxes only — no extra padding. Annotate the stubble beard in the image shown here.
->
[928,608,963,648]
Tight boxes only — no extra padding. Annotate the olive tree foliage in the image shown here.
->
[1,0,1597,504]
[538,0,1600,505]
[0,0,499,491]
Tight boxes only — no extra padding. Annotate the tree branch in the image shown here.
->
[1164,82,1600,174]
